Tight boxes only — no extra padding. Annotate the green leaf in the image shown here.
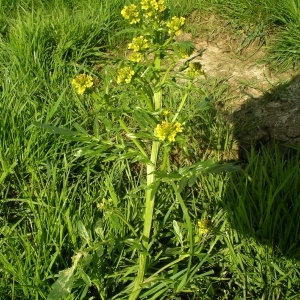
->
[132,154,152,164]
[102,155,119,162]
[124,238,145,252]
[197,98,211,111]
[126,132,154,140]
[101,117,113,131]
[77,221,90,245]
[0,159,18,184]
[94,220,105,240]
[74,122,89,135]
[179,160,240,176]
[118,150,141,160]
[33,122,78,136]
[173,220,183,246]
[154,171,182,181]
[188,174,197,187]
[93,116,100,138]
[77,144,112,157]
[133,110,148,129]
[78,268,92,287]
[47,268,75,300]
[173,41,195,59]
[46,89,67,122]
[133,107,157,128]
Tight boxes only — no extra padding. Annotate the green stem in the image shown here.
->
[160,146,170,172]
[119,119,148,158]
[139,85,154,112]
[143,140,160,245]
[172,81,193,122]
[129,140,160,300]
[138,66,155,112]
[130,37,163,300]
[161,62,175,86]
[153,52,162,110]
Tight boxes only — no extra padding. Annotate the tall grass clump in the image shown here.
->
[0,0,126,298]
[0,0,126,178]
[267,0,300,70]
[222,145,300,298]
[3,0,125,80]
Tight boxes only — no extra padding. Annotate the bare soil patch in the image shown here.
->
[182,13,300,153]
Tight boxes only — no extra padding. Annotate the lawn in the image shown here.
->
[0,0,300,299]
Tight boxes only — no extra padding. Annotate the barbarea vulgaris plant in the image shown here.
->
[43,0,239,299]
[71,73,93,95]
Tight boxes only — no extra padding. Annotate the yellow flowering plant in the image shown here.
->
[121,4,140,24]
[116,66,135,84]
[155,121,183,142]
[43,1,240,299]
[167,16,186,36]
[71,73,93,95]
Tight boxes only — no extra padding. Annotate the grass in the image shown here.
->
[0,0,300,299]
[182,0,300,71]
[223,147,300,298]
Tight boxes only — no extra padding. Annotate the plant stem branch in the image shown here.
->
[119,119,148,158]
[172,81,192,122]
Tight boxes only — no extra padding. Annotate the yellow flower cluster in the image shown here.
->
[186,62,204,78]
[198,219,212,235]
[71,74,93,95]
[162,109,170,116]
[97,202,105,210]
[128,36,149,52]
[121,4,140,24]
[167,16,185,36]
[128,52,143,63]
[141,0,166,18]
[155,121,182,142]
[117,66,135,84]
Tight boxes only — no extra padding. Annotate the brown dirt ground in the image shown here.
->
[182,14,295,106]
[180,13,300,154]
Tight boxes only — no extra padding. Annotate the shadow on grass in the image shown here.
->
[224,74,300,260]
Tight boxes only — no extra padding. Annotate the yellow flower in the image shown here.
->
[186,62,204,78]
[167,16,185,36]
[128,52,143,63]
[121,4,140,24]
[117,66,135,84]
[72,74,93,95]
[141,0,166,20]
[162,110,170,116]
[198,219,212,235]
[141,0,166,13]
[128,36,149,52]
[155,121,182,142]
[97,202,105,210]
